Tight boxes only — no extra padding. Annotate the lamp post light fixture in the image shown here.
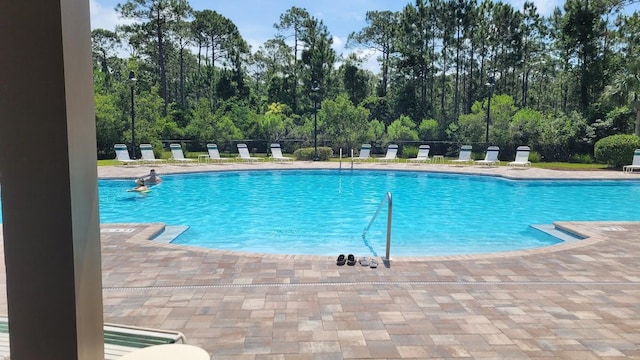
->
[485,76,495,146]
[128,70,137,159]
[311,81,320,161]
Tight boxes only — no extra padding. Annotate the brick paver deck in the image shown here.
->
[2,162,640,359]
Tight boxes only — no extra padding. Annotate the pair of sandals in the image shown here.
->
[336,254,355,266]
[336,254,378,268]
[358,257,378,268]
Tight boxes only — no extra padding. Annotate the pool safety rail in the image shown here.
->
[362,192,393,261]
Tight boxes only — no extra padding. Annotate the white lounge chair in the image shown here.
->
[449,145,473,165]
[623,149,640,173]
[0,316,187,360]
[376,144,399,162]
[139,144,167,164]
[508,146,531,168]
[114,144,140,165]
[407,145,431,163]
[270,143,293,161]
[169,143,197,164]
[353,144,372,162]
[475,146,500,167]
[206,143,232,163]
[237,143,262,162]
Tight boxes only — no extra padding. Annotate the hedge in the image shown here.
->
[594,134,640,168]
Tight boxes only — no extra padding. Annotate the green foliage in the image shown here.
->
[293,146,333,161]
[259,102,294,142]
[387,115,418,141]
[484,95,518,148]
[569,154,593,164]
[401,146,418,159]
[90,1,640,161]
[95,92,125,159]
[511,108,544,146]
[131,86,178,146]
[418,119,438,140]
[341,61,370,105]
[448,112,484,144]
[529,151,541,163]
[594,134,640,167]
[321,94,370,152]
[591,106,634,140]
[366,119,386,145]
[361,96,392,125]
[538,111,594,161]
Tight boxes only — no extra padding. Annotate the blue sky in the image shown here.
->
[87,0,575,71]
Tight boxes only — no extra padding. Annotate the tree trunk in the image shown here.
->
[156,9,167,117]
[454,26,460,118]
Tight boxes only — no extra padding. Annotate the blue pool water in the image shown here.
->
[3,170,640,256]
[99,170,640,256]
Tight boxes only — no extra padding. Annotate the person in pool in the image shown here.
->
[144,169,162,185]
[128,178,149,192]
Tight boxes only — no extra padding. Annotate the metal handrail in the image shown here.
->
[362,192,393,261]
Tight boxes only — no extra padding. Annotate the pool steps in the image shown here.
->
[152,225,189,243]
[530,224,584,243]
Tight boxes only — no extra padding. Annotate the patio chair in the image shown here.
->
[448,145,473,165]
[0,316,187,360]
[270,143,293,161]
[169,143,197,164]
[407,145,431,163]
[114,144,141,165]
[508,146,531,168]
[139,144,167,165]
[623,149,640,173]
[353,144,372,162]
[474,146,500,167]
[236,143,262,162]
[376,144,399,162]
[206,143,232,163]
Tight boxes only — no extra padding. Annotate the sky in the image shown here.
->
[87,0,576,72]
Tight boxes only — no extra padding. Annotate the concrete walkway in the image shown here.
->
[2,162,640,359]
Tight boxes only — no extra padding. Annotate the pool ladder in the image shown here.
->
[362,192,393,261]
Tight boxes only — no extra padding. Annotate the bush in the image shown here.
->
[401,146,418,159]
[529,151,541,163]
[569,154,593,164]
[594,134,640,167]
[293,146,333,161]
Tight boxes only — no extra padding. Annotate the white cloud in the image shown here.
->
[534,0,563,15]
[89,0,129,30]
[510,0,562,16]
[332,36,344,50]
[358,49,381,74]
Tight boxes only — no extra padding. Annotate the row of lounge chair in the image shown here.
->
[115,143,640,172]
[353,144,532,167]
[114,143,293,165]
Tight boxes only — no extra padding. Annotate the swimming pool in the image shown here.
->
[89,169,640,256]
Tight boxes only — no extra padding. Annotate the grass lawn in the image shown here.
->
[530,162,608,170]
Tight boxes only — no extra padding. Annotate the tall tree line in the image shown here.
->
[92,0,640,160]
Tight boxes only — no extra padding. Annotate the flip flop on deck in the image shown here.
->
[336,254,346,266]
[359,257,370,266]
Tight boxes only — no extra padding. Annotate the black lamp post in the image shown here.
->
[311,81,320,161]
[485,76,495,146]
[128,70,137,159]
